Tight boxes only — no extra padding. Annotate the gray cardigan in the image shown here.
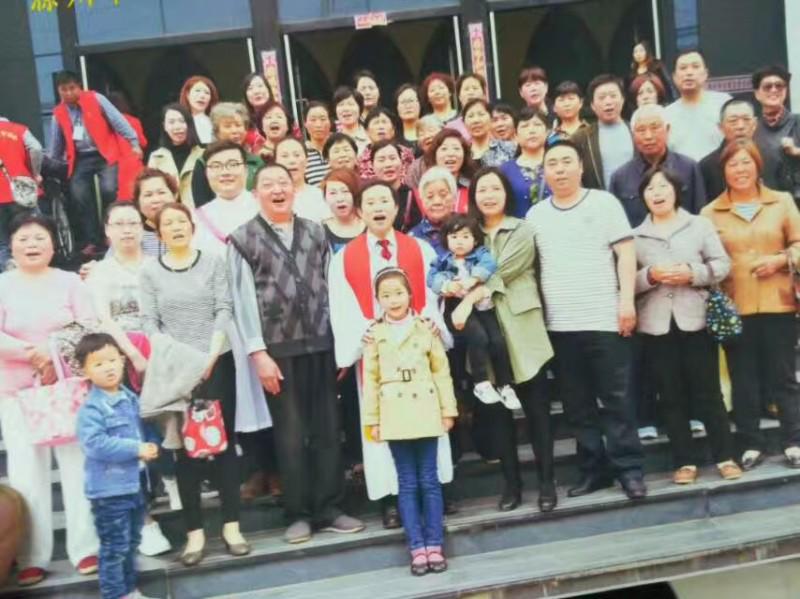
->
[633,209,730,335]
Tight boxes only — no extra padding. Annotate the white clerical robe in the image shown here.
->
[328,230,453,500]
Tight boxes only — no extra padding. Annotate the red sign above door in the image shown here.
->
[354,12,389,30]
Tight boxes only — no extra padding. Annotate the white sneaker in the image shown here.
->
[498,385,522,410]
[473,381,503,405]
[138,521,171,557]
[690,420,706,435]
[163,476,182,511]
[638,426,658,440]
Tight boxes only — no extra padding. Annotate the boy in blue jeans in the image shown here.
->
[76,333,159,599]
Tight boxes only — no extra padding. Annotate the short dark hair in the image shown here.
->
[9,213,57,250]
[154,202,194,235]
[393,84,419,110]
[304,100,331,122]
[440,214,485,250]
[354,69,378,88]
[424,129,477,179]
[638,166,683,210]
[203,139,247,164]
[370,139,401,165]
[364,106,400,134]
[719,97,755,121]
[54,70,81,87]
[323,132,358,160]
[275,136,308,157]
[374,267,411,297]
[518,66,548,88]
[543,138,582,160]
[356,179,398,210]
[75,333,122,368]
[333,86,365,114]
[467,167,516,221]
[254,162,293,186]
[104,201,143,225]
[420,72,455,114]
[673,48,707,72]
[752,65,792,90]
[517,106,549,128]
[259,101,293,137]
[461,98,491,119]
[553,80,583,100]
[587,74,625,101]
[491,102,518,127]
[456,72,488,100]
[159,102,200,148]
[133,168,179,209]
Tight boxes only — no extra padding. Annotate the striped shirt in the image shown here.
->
[528,189,632,332]
[305,145,330,186]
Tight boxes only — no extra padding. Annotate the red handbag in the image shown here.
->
[181,399,228,459]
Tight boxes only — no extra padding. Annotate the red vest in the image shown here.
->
[0,121,33,205]
[342,232,427,319]
[116,114,146,201]
[53,91,122,176]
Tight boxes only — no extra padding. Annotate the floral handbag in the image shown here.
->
[706,286,743,344]
[181,398,228,459]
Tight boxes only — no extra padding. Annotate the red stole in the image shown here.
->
[343,232,427,319]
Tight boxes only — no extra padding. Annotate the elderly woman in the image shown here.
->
[147,103,204,209]
[425,129,476,213]
[190,102,264,208]
[409,166,457,256]
[357,107,415,180]
[404,115,444,189]
[701,141,800,471]
[0,214,99,587]
[634,167,741,484]
[323,132,359,173]
[500,107,552,217]
[456,167,555,512]
[140,202,250,566]
[464,99,517,168]
[179,75,219,145]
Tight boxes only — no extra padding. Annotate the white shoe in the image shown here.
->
[498,385,522,410]
[690,420,706,435]
[163,476,182,511]
[139,521,171,557]
[638,426,658,440]
[474,381,503,405]
[129,591,160,599]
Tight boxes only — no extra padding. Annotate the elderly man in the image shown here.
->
[752,65,800,201]
[699,99,757,200]
[228,163,364,544]
[665,50,731,161]
[610,104,706,226]
[572,74,632,190]
[528,139,646,501]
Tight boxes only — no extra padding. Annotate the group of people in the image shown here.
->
[1,40,800,598]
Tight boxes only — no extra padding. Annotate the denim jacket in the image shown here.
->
[77,385,142,500]
[427,245,497,295]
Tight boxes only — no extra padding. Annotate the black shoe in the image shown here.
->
[567,474,614,498]
[381,503,401,529]
[444,498,459,515]
[537,483,557,513]
[619,474,648,500]
[498,488,521,512]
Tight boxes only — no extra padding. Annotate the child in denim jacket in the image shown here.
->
[76,333,159,599]
[428,214,521,410]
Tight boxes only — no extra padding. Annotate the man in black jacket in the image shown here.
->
[699,99,756,201]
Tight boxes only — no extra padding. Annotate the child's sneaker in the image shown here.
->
[474,381,503,405]
[498,385,522,410]
[139,521,172,556]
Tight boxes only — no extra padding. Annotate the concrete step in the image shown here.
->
[4,456,800,598]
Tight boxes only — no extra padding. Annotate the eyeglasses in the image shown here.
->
[760,81,786,92]
[108,221,142,229]
[207,160,245,173]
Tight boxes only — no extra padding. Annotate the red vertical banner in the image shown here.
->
[468,22,488,81]
[261,50,283,104]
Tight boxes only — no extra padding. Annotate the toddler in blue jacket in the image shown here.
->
[76,333,159,599]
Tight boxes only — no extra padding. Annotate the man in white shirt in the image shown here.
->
[528,139,646,501]
[665,50,731,161]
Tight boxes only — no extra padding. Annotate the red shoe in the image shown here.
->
[17,567,46,587]
[77,555,98,575]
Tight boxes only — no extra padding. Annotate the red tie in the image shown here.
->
[378,239,392,261]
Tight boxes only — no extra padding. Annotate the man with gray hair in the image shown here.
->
[609,103,706,227]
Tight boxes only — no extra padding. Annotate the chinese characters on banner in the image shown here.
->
[354,12,388,30]
[261,50,283,104]
[468,22,488,82]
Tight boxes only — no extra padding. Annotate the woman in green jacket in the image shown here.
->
[453,166,556,512]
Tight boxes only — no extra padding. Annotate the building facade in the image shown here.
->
[0,0,793,146]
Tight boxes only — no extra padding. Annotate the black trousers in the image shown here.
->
[645,324,735,466]
[176,351,240,531]
[337,367,363,466]
[471,368,554,492]
[725,313,800,452]
[550,331,644,477]
[628,334,658,428]
[462,308,514,386]
[266,350,344,525]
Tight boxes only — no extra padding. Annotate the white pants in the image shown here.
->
[0,397,98,569]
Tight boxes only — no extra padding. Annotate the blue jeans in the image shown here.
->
[69,152,118,250]
[388,438,443,551]
[90,492,145,599]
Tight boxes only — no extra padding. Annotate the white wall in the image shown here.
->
[785,0,800,108]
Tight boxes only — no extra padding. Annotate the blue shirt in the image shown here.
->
[500,158,552,219]
[409,218,447,257]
